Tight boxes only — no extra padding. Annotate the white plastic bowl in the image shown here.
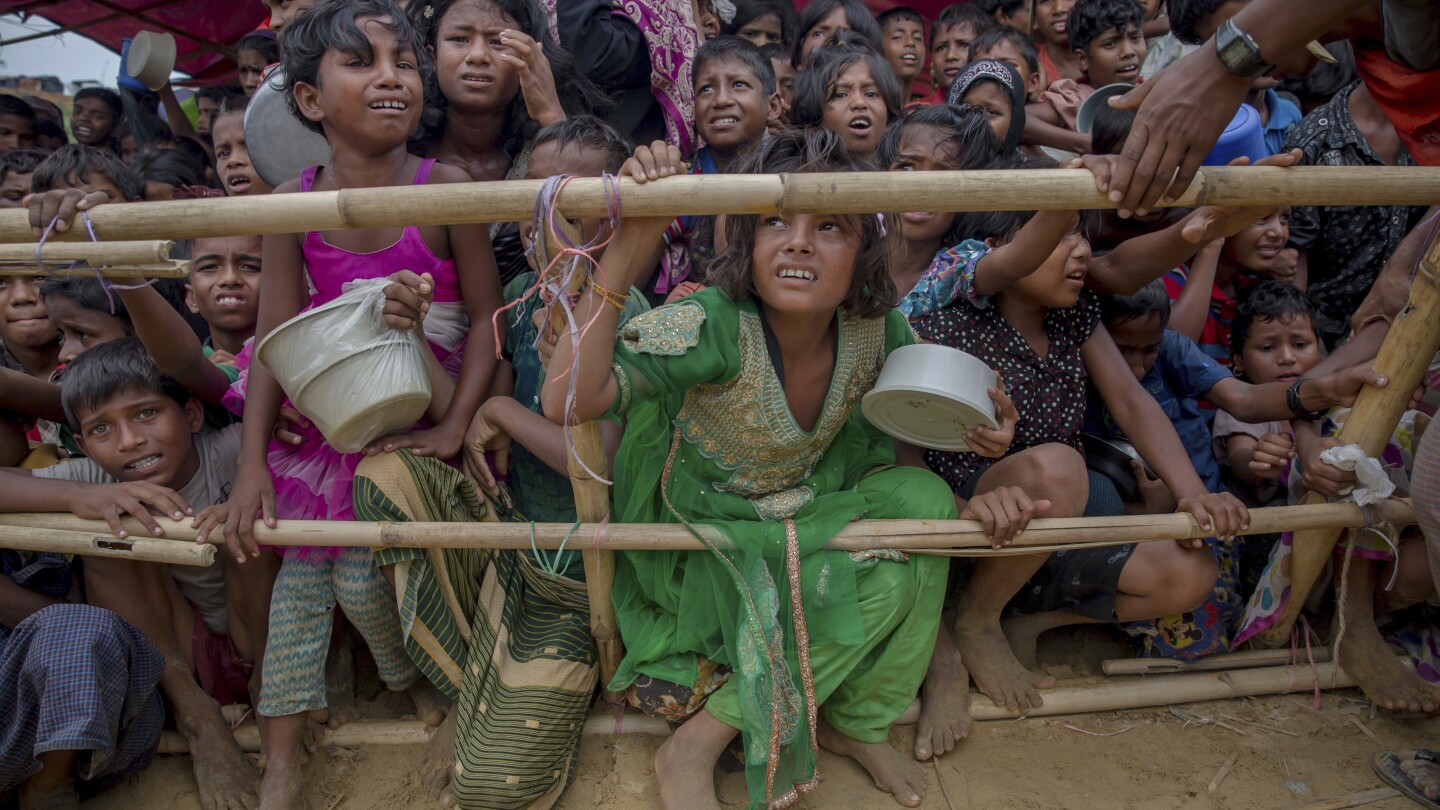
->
[255,297,432,454]
[126,31,176,91]
[862,343,998,452]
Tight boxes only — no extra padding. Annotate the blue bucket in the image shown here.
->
[1203,103,1267,166]
[117,38,148,92]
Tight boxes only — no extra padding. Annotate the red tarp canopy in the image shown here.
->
[0,0,267,84]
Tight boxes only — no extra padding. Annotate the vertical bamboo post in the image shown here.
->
[540,217,625,701]
[1256,229,1440,646]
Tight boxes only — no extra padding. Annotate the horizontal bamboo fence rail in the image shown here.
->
[0,500,1411,554]
[0,240,175,265]
[0,525,215,566]
[0,166,1434,243]
[0,262,189,277]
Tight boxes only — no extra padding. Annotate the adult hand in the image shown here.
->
[498,30,565,128]
[1106,48,1254,217]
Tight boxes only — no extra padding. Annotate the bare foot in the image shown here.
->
[654,710,736,810]
[420,709,457,804]
[258,754,307,810]
[1001,612,1053,670]
[953,618,1054,714]
[1400,751,1440,801]
[409,678,451,728]
[1336,622,1440,714]
[915,626,971,761]
[311,631,355,728]
[817,719,927,808]
[187,710,260,810]
[18,751,79,810]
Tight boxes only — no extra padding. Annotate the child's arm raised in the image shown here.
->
[192,182,308,563]
[1165,239,1219,343]
[970,210,1081,297]
[115,285,233,404]
[0,367,63,423]
[1083,325,1248,542]
[542,143,680,424]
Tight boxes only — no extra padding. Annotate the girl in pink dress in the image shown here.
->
[195,3,503,806]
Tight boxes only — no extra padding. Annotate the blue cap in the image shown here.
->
[1203,103,1267,166]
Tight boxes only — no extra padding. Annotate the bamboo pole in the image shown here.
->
[0,500,1412,552]
[0,240,174,265]
[1256,231,1440,646]
[1103,647,1333,676]
[539,215,624,701]
[0,262,189,278]
[0,525,215,567]
[1,167,1435,243]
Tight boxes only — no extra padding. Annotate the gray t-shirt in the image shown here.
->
[33,423,241,634]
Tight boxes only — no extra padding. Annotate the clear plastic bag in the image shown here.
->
[255,278,433,453]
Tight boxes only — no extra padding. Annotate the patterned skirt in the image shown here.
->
[354,451,598,810]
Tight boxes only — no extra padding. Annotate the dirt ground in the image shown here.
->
[72,626,1434,810]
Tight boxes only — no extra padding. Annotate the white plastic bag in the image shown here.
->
[1317,443,1396,506]
[255,278,433,453]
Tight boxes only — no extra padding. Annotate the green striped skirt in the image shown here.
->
[354,451,598,810]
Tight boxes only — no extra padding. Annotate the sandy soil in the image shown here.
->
[76,627,1437,810]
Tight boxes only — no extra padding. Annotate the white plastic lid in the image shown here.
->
[862,384,999,452]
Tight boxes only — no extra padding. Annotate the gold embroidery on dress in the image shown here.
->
[620,300,706,356]
[675,310,888,500]
[611,362,632,414]
[751,487,813,521]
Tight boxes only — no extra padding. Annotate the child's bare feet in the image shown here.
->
[18,751,79,810]
[183,701,260,810]
[1336,620,1440,714]
[817,719,927,808]
[1000,612,1053,670]
[914,625,970,761]
[408,678,451,728]
[420,709,457,804]
[952,616,1054,714]
[654,709,737,810]
[258,752,307,810]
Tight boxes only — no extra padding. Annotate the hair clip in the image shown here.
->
[876,213,887,237]
[423,3,434,19]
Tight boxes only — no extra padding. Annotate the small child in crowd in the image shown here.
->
[917,4,994,106]
[0,95,38,155]
[792,0,883,66]
[877,6,926,92]
[68,88,122,154]
[725,0,793,47]
[1067,0,1147,87]
[759,42,797,128]
[0,149,42,209]
[971,24,1044,102]
[790,42,904,160]
[210,100,272,197]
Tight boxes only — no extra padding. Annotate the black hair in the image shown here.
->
[973,0,1029,22]
[236,31,281,65]
[1100,279,1171,328]
[931,4,994,50]
[1165,0,1226,45]
[0,95,37,126]
[725,0,798,47]
[759,41,793,71]
[695,35,779,96]
[196,85,246,109]
[1066,0,1145,56]
[216,93,250,118]
[1229,280,1323,363]
[40,276,132,327]
[60,336,191,432]
[283,0,432,136]
[73,88,123,121]
[953,153,1098,241]
[169,136,215,181]
[0,148,45,181]
[1090,104,1135,154]
[875,103,1000,170]
[877,6,924,29]
[793,0,884,66]
[1278,45,1358,112]
[131,146,210,190]
[970,24,1040,75]
[408,0,604,159]
[532,115,633,174]
[709,128,896,318]
[114,109,173,158]
[790,43,905,133]
[32,144,143,201]
[22,95,63,125]
[946,58,1027,153]
[35,119,67,146]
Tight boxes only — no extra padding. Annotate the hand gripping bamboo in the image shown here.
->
[1255,227,1440,646]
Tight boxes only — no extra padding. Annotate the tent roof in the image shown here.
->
[0,0,267,83]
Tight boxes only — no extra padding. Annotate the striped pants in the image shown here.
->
[257,548,418,717]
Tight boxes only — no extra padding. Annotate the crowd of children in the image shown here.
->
[0,0,1436,808]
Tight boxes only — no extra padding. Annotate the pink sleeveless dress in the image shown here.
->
[225,159,468,547]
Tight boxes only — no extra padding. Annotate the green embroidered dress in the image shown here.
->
[604,288,953,809]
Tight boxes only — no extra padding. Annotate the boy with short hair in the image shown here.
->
[877,6,926,90]
[971,24,1044,101]
[193,86,244,143]
[974,0,1032,32]
[210,101,272,197]
[0,149,42,210]
[0,95,37,156]
[0,338,266,810]
[915,4,994,105]
[1067,0,1147,87]
[758,42,796,129]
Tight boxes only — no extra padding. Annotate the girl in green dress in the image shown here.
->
[543,130,991,810]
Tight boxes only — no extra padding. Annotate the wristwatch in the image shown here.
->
[1215,18,1274,79]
